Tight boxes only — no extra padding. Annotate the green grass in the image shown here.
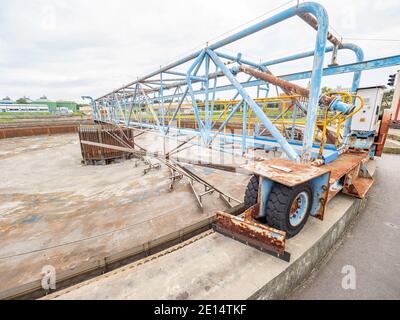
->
[0,112,52,117]
[0,111,85,118]
[0,112,52,123]
[0,118,16,123]
[0,112,87,123]
[177,109,290,121]
[72,111,85,117]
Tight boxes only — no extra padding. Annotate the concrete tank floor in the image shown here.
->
[0,132,251,298]
[45,164,377,300]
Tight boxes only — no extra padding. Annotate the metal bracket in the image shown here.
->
[168,169,184,191]
[143,157,161,175]
[214,207,290,262]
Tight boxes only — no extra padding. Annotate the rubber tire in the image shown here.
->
[266,183,312,239]
[244,175,259,210]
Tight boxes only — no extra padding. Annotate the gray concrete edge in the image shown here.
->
[43,165,377,300]
[251,197,366,300]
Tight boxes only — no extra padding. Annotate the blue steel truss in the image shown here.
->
[83,2,400,164]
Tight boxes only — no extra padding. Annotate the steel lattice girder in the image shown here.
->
[83,1,400,163]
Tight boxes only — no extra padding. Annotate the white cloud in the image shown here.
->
[0,0,399,102]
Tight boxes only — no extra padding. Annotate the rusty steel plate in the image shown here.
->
[343,175,374,199]
[375,110,392,157]
[324,151,369,184]
[214,209,290,261]
[325,151,373,201]
[78,125,135,164]
[0,125,78,139]
[243,159,329,187]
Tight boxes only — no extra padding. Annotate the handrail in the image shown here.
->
[319,93,365,154]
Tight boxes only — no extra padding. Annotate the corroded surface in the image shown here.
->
[243,158,329,187]
[216,208,286,255]
[0,133,250,297]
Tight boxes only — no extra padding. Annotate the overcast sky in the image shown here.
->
[0,0,399,103]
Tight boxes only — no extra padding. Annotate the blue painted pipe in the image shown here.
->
[329,98,356,115]
[156,55,399,101]
[344,43,364,139]
[261,43,363,67]
[297,3,329,160]
[186,51,207,143]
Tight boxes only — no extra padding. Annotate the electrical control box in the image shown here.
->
[351,86,385,133]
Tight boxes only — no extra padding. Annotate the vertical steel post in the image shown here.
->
[160,70,165,130]
[186,50,207,142]
[343,44,364,140]
[127,84,139,127]
[205,54,210,142]
[242,102,248,155]
[300,5,329,161]
[209,67,219,131]
[291,102,298,140]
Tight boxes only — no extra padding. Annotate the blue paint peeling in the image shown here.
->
[22,215,41,224]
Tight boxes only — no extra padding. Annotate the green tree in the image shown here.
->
[321,86,333,94]
[382,89,394,109]
[16,97,29,104]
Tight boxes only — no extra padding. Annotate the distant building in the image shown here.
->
[0,97,14,105]
[56,100,78,112]
[32,96,77,112]
[78,104,92,115]
[0,95,79,113]
[32,96,57,111]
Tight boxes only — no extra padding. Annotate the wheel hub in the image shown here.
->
[289,191,309,227]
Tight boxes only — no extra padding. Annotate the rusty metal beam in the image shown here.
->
[297,12,342,48]
[238,65,334,106]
